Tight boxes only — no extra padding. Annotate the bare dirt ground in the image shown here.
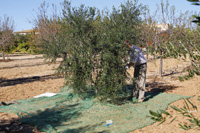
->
[0,54,199,133]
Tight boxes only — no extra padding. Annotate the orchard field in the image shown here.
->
[0,0,200,132]
[0,54,199,132]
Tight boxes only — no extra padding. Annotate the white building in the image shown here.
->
[14,29,40,35]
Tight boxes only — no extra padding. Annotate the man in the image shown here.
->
[126,41,147,103]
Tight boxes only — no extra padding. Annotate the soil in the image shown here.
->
[0,54,199,133]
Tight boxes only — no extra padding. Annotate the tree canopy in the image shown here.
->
[33,0,146,103]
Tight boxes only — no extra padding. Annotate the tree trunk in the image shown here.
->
[146,43,149,60]
[159,57,163,76]
[2,51,5,61]
[146,50,149,60]
[159,50,163,77]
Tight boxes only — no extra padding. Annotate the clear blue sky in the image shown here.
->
[0,0,199,32]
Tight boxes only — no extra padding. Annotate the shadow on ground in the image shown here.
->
[116,82,179,105]
[0,60,62,70]
[0,62,45,70]
[0,75,62,87]
[0,103,106,133]
[146,82,179,101]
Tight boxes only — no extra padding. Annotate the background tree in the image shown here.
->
[188,0,200,25]
[143,0,197,76]
[141,7,158,60]
[143,0,200,79]
[0,15,14,60]
[11,31,40,54]
[32,1,62,59]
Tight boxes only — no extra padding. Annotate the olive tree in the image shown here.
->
[0,15,14,60]
[33,0,146,103]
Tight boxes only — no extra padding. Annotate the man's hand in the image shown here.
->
[126,41,132,48]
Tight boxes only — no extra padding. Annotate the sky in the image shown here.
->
[0,0,200,32]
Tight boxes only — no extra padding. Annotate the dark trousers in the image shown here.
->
[132,63,147,100]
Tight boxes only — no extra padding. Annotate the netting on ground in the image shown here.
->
[0,86,189,133]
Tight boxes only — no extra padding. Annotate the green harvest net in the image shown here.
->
[0,86,189,133]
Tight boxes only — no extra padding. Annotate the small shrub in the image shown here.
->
[149,98,200,130]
